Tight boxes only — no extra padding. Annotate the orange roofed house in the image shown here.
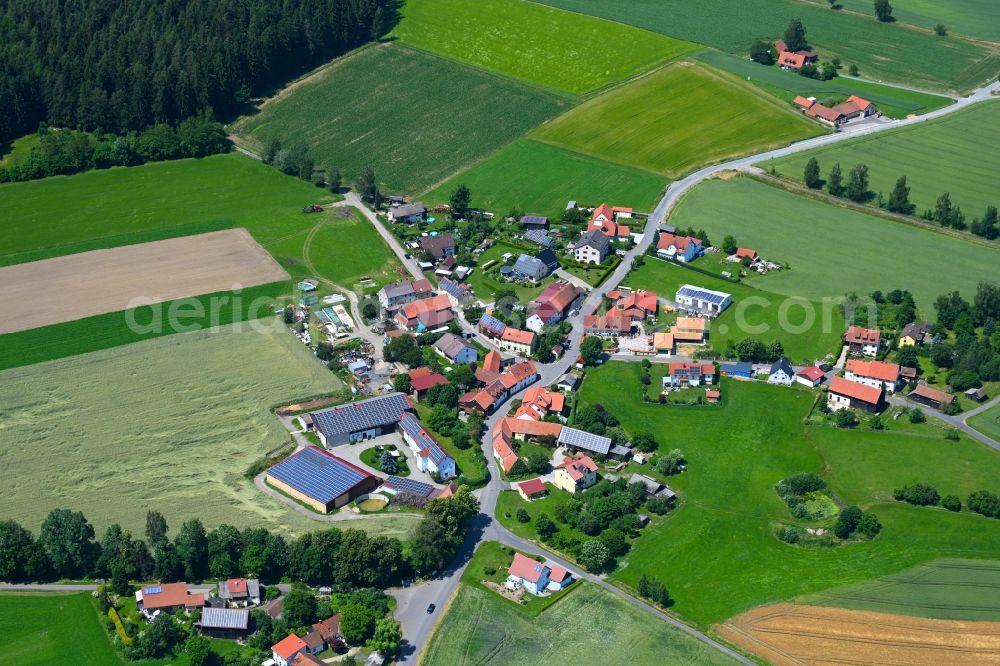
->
[589,203,633,239]
[500,327,538,356]
[553,455,599,494]
[136,583,205,618]
[394,294,453,332]
[828,376,884,413]
[615,289,658,320]
[656,232,703,263]
[845,359,901,393]
[844,326,881,357]
[796,94,876,128]
[775,39,818,70]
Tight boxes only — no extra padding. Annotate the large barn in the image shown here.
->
[310,393,412,447]
[265,446,380,513]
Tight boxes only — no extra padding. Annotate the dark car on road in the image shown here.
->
[426,603,436,614]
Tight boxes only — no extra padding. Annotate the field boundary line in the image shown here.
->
[416,583,464,666]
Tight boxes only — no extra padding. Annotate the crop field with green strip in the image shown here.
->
[832,0,1000,42]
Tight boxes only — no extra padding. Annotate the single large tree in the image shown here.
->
[845,163,870,202]
[749,40,775,65]
[39,508,100,579]
[886,175,914,214]
[449,184,472,219]
[874,0,893,21]
[174,519,209,582]
[356,166,379,204]
[934,192,955,226]
[784,18,808,52]
[971,205,999,240]
[803,157,822,189]
[827,162,843,196]
[145,511,168,548]
[282,584,319,627]
[581,336,604,366]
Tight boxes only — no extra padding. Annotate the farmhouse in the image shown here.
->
[589,203,632,239]
[311,393,411,446]
[461,360,539,415]
[672,316,708,345]
[664,362,715,389]
[500,327,538,356]
[478,313,507,339]
[197,607,250,639]
[798,95,877,127]
[388,202,427,223]
[844,326,881,357]
[656,232,703,262]
[492,434,519,473]
[529,282,582,331]
[408,367,449,400]
[553,455,599,494]
[395,294,453,331]
[767,358,795,386]
[795,366,825,388]
[517,478,548,501]
[583,312,632,337]
[433,332,478,364]
[675,285,731,315]
[908,383,956,410]
[419,233,456,261]
[265,446,381,512]
[775,39,818,70]
[136,583,205,616]
[475,350,504,384]
[377,279,433,314]
[845,359,901,393]
[827,376,885,413]
[399,412,457,479]
[558,426,612,456]
[217,578,260,607]
[438,277,473,305]
[520,386,566,419]
[574,229,612,264]
[899,321,934,347]
[615,289,658,320]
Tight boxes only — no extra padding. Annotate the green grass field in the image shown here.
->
[391,0,697,95]
[0,324,420,538]
[535,0,1000,93]
[233,43,570,194]
[832,0,1000,42]
[696,50,954,119]
[531,61,823,178]
[800,559,1000,621]
[576,365,1000,626]
[423,139,666,218]
[765,100,1000,219]
[969,402,1000,443]
[624,258,845,363]
[305,209,407,288]
[0,593,132,666]
[662,177,1000,315]
[423,578,740,665]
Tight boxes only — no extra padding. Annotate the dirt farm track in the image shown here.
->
[0,228,289,334]
[717,603,1000,665]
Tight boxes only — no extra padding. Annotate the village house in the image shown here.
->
[656,232,703,263]
[399,412,457,479]
[615,289,658,320]
[775,39,818,70]
[500,327,538,356]
[574,229,612,264]
[652,331,675,355]
[908,383,956,411]
[795,366,825,388]
[672,316,709,345]
[217,578,260,608]
[795,95,877,128]
[583,311,632,337]
[520,385,567,420]
[272,634,313,666]
[828,376,885,413]
[589,203,632,239]
[438,277,474,305]
[525,229,554,248]
[720,361,754,379]
[394,294,453,332]
[630,474,677,501]
[899,321,935,347]
[767,358,795,386]
[675,285,731,316]
[311,393,412,447]
[528,282,582,332]
[433,332,478,364]
[512,250,559,282]
[552,455,599,494]
[311,614,344,651]
[517,478,548,501]
[387,202,426,224]
[407,367,449,400]
[844,326,881,357]
[663,362,716,389]
[461,360,539,416]
[558,426,612,456]
[845,359,902,393]
[506,553,551,595]
[419,233,456,261]
[475,350,504,384]
[492,433,519,473]
[136,583,205,617]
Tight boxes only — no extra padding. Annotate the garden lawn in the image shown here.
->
[233,43,570,194]
[833,0,1000,42]
[422,580,740,666]
[413,404,488,487]
[696,50,953,119]
[764,100,1000,219]
[663,176,1000,315]
[534,0,1000,93]
[305,209,406,288]
[969,402,1000,444]
[799,558,1000,621]
[0,324,420,538]
[532,61,822,178]
[390,0,697,95]
[465,241,556,303]
[423,139,666,219]
[577,364,1000,627]
[624,258,845,363]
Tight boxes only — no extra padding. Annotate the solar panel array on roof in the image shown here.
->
[143,586,162,595]
[525,229,553,247]
[400,413,454,467]
[439,278,472,302]
[479,313,506,335]
[558,426,611,455]
[267,447,371,505]
[384,475,435,497]
[677,285,729,305]
[311,393,410,440]
[200,607,249,630]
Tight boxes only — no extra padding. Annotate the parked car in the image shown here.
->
[426,604,436,614]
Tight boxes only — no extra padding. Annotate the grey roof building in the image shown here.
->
[558,426,611,455]
[513,254,550,281]
[311,393,411,447]
[629,473,676,499]
[433,332,477,364]
[524,229,554,247]
[197,607,250,639]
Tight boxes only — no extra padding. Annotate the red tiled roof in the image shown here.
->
[735,248,756,259]
[291,653,326,666]
[409,370,448,392]
[656,232,700,253]
[549,565,571,583]
[501,327,536,345]
[411,278,433,295]
[509,553,547,583]
[503,417,562,439]
[272,633,307,660]
[500,361,538,388]
[846,359,900,383]
[482,350,502,373]
[140,582,201,610]
[829,376,883,404]
[845,326,881,345]
[911,383,955,405]
[518,478,547,496]
[226,578,248,595]
[619,289,658,314]
[793,95,814,109]
[806,103,844,123]
[668,362,715,376]
[796,366,825,381]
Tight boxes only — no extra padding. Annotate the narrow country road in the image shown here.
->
[888,393,1000,452]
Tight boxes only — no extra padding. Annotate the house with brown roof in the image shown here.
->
[419,233,456,261]
[828,376,885,413]
[775,39,818,70]
[136,583,205,617]
[583,312,632,337]
[552,455,598,494]
[615,289,658,320]
[475,350,504,384]
[844,326,881,357]
[461,361,539,415]
[845,359,902,393]
[907,383,956,410]
[311,614,344,651]
[500,327,538,356]
[528,282,582,332]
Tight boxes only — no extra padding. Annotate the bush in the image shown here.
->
[893,483,940,506]
[108,608,133,646]
[637,574,671,606]
[645,497,672,515]
[535,513,556,539]
[781,473,826,496]
[967,490,1000,518]
[779,525,802,544]
[835,409,859,428]
[942,494,962,512]
[655,449,685,475]
[834,505,862,538]
[857,512,882,538]
[909,408,926,424]
[483,565,497,576]
[516,509,530,523]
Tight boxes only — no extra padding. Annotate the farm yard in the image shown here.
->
[765,100,1000,219]
[577,365,1000,627]
[0,229,288,334]
[422,576,739,665]
[800,559,1000,621]
[422,139,666,219]
[833,0,1000,42]
[534,0,1000,93]
[390,0,697,95]
[531,61,822,178]
[232,43,570,194]
[623,258,845,363]
[696,50,953,119]
[0,324,420,538]
[718,603,1000,666]
[662,176,1000,314]
[969,403,1000,444]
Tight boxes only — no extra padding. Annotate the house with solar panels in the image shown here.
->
[264,446,381,513]
[399,413,457,479]
[197,607,250,639]
[311,393,412,447]
[136,582,205,617]
[675,284,732,316]
[382,475,436,498]
[557,426,612,456]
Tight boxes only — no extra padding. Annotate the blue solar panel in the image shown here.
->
[143,586,162,594]
[400,413,454,467]
[558,426,611,455]
[678,285,730,305]
[479,314,506,335]
[311,393,410,442]
[267,447,371,505]
[384,476,434,497]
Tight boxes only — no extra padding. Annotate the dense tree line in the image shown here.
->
[928,282,1000,392]
[0,0,398,142]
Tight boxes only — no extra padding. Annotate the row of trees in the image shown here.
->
[0,118,230,183]
[893,483,961,511]
[803,158,998,240]
[723,338,786,364]
[0,0,398,142]
[929,283,1000,391]
[261,137,341,191]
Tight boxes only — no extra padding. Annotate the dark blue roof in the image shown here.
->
[440,278,472,302]
[400,413,454,467]
[720,362,753,374]
[677,285,730,305]
[384,476,435,497]
[525,229,553,247]
[311,393,410,439]
[479,313,506,335]
[267,447,374,504]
